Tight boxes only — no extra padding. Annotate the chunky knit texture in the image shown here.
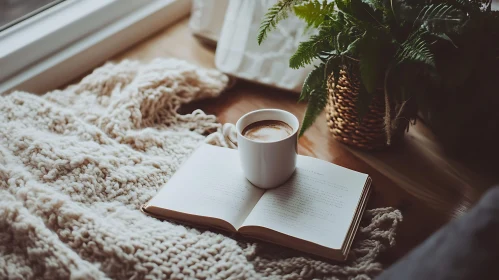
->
[0,59,402,279]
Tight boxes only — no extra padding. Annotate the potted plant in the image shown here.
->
[258,0,498,151]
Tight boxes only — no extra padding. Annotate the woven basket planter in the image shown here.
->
[326,70,413,150]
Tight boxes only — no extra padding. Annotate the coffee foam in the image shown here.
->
[242,120,293,142]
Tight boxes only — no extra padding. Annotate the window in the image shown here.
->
[0,0,65,32]
[0,0,191,95]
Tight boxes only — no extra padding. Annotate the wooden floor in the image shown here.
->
[114,17,499,265]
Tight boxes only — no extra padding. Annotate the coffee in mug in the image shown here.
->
[242,120,293,142]
[232,109,299,189]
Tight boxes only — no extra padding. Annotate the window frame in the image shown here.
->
[0,0,66,32]
[0,0,191,94]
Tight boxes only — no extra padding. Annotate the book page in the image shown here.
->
[241,155,368,249]
[147,144,264,229]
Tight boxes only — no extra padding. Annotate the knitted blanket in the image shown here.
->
[0,59,402,279]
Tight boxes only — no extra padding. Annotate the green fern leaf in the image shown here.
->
[294,0,335,29]
[335,0,350,14]
[430,32,458,48]
[299,64,328,136]
[359,34,382,94]
[341,34,363,55]
[454,0,483,14]
[335,31,345,53]
[299,63,325,102]
[361,0,383,10]
[358,28,392,94]
[325,55,342,86]
[395,30,435,68]
[324,56,343,118]
[258,0,302,45]
[290,35,330,69]
[415,3,466,34]
[356,28,388,120]
[289,24,337,69]
[299,88,328,136]
[350,0,382,24]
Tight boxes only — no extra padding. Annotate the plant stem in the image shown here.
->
[344,55,360,62]
[390,0,397,24]
[363,7,383,27]
[384,68,392,145]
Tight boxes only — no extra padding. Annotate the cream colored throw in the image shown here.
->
[0,59,402,279]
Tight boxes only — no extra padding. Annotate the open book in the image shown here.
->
[142,144,371,261]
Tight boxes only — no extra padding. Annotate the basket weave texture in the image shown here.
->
[326,70,410,150]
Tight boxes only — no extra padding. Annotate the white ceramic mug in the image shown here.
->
[228,109,299,189]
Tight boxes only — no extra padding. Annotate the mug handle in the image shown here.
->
[222,123,238,149]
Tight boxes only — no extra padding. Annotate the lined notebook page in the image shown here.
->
[241,155,368,249]
[147,144,264,229]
